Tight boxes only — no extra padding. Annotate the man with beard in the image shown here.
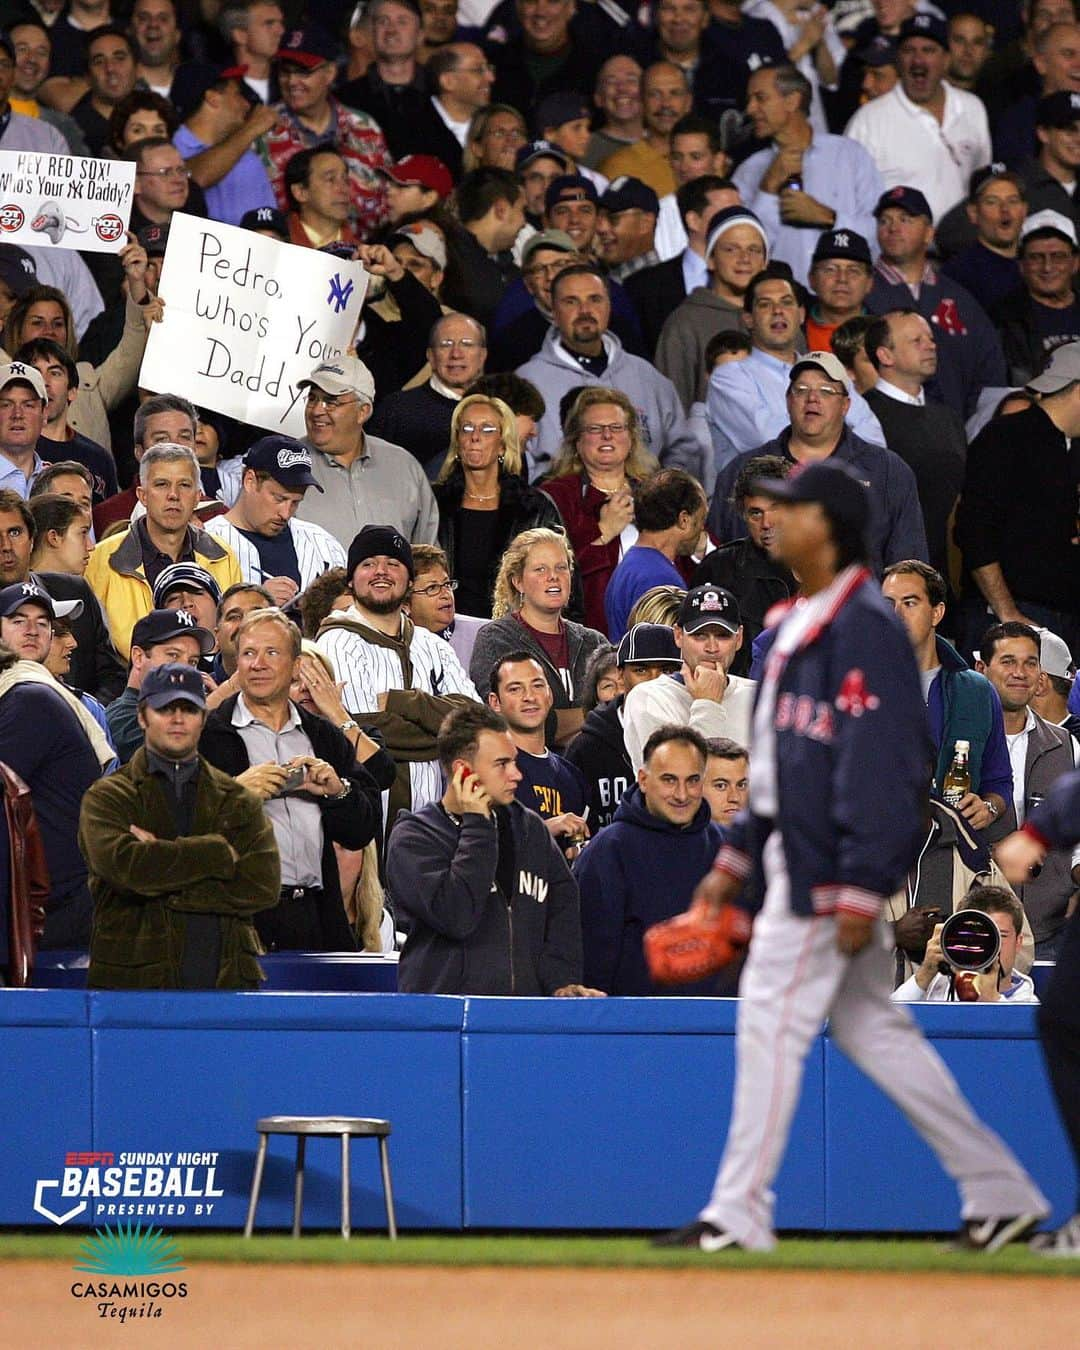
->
[315,525,479,829]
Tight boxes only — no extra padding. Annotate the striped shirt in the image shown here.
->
[316,611,480,812]
[205,514,346,590]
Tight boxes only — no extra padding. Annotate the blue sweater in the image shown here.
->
[604,546,685,641]
[573,785,725,994]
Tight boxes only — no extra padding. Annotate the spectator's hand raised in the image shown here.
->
[245,102,280,139]
[552,984,607,997]
[119,233,149,302]
[355,243,405,283]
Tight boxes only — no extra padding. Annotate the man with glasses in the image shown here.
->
[734,65,883,289]
[405,542,486,668]
[805,229,876,353]
[707,350,927,575]
[368,314,488,475]
[128,137,194,234]
[425,42,495,179]
[993,209,1080,385]
[204,435,345,606]
[294,356,438,548]
[263,26,392,238]
[706,265,886,466]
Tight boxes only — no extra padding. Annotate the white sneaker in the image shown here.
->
[1031,1214,1080,1256]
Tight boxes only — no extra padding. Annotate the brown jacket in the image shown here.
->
[1,762,48,987]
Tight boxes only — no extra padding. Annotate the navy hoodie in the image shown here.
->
[563,696,634,830]
[572,785,725,995]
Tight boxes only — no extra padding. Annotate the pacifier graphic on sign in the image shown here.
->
[30,202,89,244]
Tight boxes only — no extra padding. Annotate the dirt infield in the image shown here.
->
[11,1262,1080,1348]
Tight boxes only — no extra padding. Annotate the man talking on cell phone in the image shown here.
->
[198,606,383,952]
[387,703,604,997]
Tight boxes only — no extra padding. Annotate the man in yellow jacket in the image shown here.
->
[85,443,241,660]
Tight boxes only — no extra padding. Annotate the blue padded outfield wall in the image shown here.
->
[0,992,1072,1233]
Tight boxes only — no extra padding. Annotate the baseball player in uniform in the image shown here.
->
[656,461,1048,1253]
[998,771,1080,1255]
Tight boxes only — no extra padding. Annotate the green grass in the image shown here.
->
[0,1231,1076,1277]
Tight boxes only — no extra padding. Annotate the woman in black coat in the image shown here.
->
[432,393,567,619]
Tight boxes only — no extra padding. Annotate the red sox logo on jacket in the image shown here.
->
[774,668,879,741]
[931,297,967,337]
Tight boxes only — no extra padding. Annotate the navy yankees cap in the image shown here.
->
[616,622,681,668]
[811,228,872,267]
[152,563,222,609]
[244,434,324,492]
[1037,90,1080,129]
[897,13,948,49]
[535,90,590,132]
[678,586,741,636]
[239,205,290,240]
[873,185,933,222]
[139,662,207,710]
[515,139,571,174]
[347,524,415,579]
[0,580,82,621]
[753,459,870,535]
[856,34,897,68]
[968,162,1025,202]
[131,606,215,656]
[0,244,37,299]
[599,176,659,217]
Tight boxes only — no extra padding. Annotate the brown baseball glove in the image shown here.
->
[643,901,752,986]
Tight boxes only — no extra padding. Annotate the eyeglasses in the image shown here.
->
[434,337,483,349]
[306,389,359,409]
[485,126,526,142]
[789,384,845,400]
[581,421,629,437]
[714,243,765,260]
[136,165,191,180]
[412,579,459,598]
[460,422,500,435]
[457,62,495,75]
[525,260,571,278]
[1024,250,1074,267]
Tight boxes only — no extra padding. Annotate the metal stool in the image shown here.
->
[243,1116,397,1240]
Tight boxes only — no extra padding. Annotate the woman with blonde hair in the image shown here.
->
[433,393,566,618]
[625,584,686,629]
[542,386,658,635]
[468,526,607,739]
[462,104,528,172]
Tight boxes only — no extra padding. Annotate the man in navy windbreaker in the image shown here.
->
[573,725,725,994]
[657,459,1047,1255]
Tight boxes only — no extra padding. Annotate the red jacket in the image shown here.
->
[541,473,622,636]
[1,761,48,987]
[541,472,701,635]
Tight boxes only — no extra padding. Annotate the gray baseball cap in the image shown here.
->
[1027,341,1080,393]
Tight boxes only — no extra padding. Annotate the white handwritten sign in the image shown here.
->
[0,150,134,252]
[139,213,369,438]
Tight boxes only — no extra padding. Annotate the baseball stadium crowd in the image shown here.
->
[1,0,1080,1008]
